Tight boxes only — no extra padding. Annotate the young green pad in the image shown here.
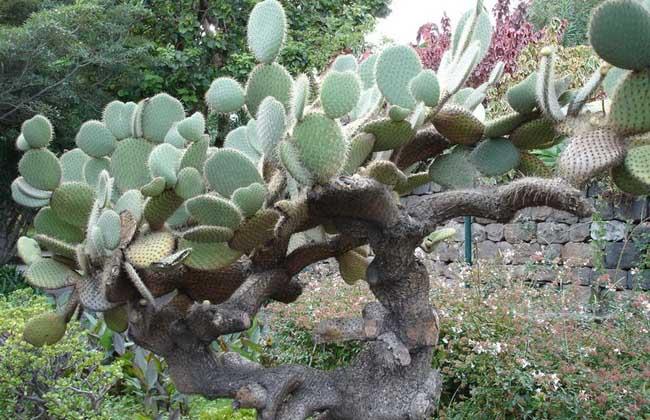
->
[509,118,558,150]
[363,118,414,152]
[21,114,53,149]
[506,73,538,115]
[205,77,246,113]
[140,177,166,197]
[223,126,260,163]
[428,146,478,189]
[83,157,111,188]
[320,71,361,119]
[232,182,266,217]
[247,0,286,63]
[34,206,85,244]
[375,45,422,109]
[409,70,440,107]
[98,209,121,250]
[204,149,263,198]
[148,143,182,188]
[292,113,347,183]
[292,74,311,122]
[180,137,209,170]
[143,190,184,230]
[279,141,312,185]
[358,55,378,89]
[332,54,357,73]
[23,312,67,347]
[25,258,80,290]
[111,137,156,192]
[179,239,242,270]
[336,249,369,285]
[18,149,62,191]
[176,112,205,142]
[343,132,375,174]
[164,124,186,148]
[469,138,521,176]
[141,93,185,144]
[17,236,42,265]
[103,100,135,140]
[256,96,286,156]
[182,225,234,243]
[50,182,95,228]
[186,195,242,229]
[115,189,144,222]
[229,208,279,253]
[75,120,117,158]
[589,0,650,71]
[608,70,650,135]
[432,105,484,145]
[175,167,204,200]
[245,63,293,117]
[60,149,90,183]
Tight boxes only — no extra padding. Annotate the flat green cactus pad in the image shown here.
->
[469,138,521,176]
[83,157,111,188]
[320,71,361,119]
[141,177,166,197]
[229,209,280,253]
[148,143,182,188]
[104,306,129,333]
[143,190,184,230]
[509,118,558,150]
[517,152,552,178]
[332,54,357,73]
[25,258,80,290]
[484,112,531,138]
[50,182,95,228]
[186,195,242,229]
[428,146,478,189]
[363,118,414,152]
[432,105,484,145]
[608,70,650,135]
[19,149,62,191]
[181,225,234,243]
[611,160,650,195]
[292,113,347,183]
[21,115,53,149]
[115,189,144,222]
[205,77,246,113]
[421,228,457,253]
[111,137,156,192]
[343,132,375,174]
[98,209,121,250]
[177,112,205,143]
[247,0,286,63]
[141,93,186,144]
[34,206,85,244]
[75,120,117,158]
[23,312,66,347]
[126,231,176,268]
[622,144,650,186]
[375,45,422,109]
[279,141,312,185]
[232,183,266,217]
[34,234,77,260]
[245,63,293,118]
[10,179,50,208]
[506,73,538,115]
[292,74,311,122]
[17,236,42,266]
[178,239,242,270]
[409,70,440,107]
[60,149,90,183]
[175,167,204,200]
[103,100,135,140]
[180,137,209,171]
[204,149,263,198]
[358,55,377,89]
[256,96,286,156]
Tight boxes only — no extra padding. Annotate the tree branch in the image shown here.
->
[285,234,366,276]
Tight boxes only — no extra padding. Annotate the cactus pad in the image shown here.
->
[148,143,182,187]
[223,126,260,163]
[17,236,42,265]
[336,249,369,285]
[621,144,650,186]
[21,115,54,149]
[611,160,650,195]
[589,0,650,70]
[34,234,76,260]
[509,118,558,150]
[247,0,286,63]
[175,167,204,200]
[178,239,242,270]
[103,100,135,140]
[428,147,478,189]
[343,132,375,174]
[421,228,456,253]
[76,120,117,158]
[141,177,166,197]
[34,206,85,244]
[115,189,144,222]
[358,55,377,89]
[484,112,530,138]
[232,183,266,217]
[506,73,538,114]
[141,93,185,144]
[60,149,90,183]
[204,149,263,198]
[292,113,347,183]
[104,306,129,332]
[469,138,521,176]
[164,125,186,148]
[432,105,484,145]
[186,195,243,229]
[23,312,67,347]
[181,225,234,243]
[97,209,121,250]
[409,70,440,107]
[25,258,80,290]
[279,141,312,185]
[517,152,552,178]
[180,137,209,170]
[111,137,155,192]
[332,54,357,73]
[126,231,176,268]
[177,112,205,142]
[363,118,414,152]
[19,149,62,191]
[50,182,95,228]
[320,71,361,119]
[205,77,246,113]
[292,74,310,121]
[12,177,52,201]
[256,96,287,156]
[363,160,407,186]
[245,63,293,117]
[375,45,422,109]
[608,70,650,135]
[557,129,626,186]
[143,190,184,230]
[11,179,50,208]
[229,209,280,253]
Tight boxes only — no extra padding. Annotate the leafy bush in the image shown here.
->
[0,288,139,418]
[528,0,606,46]
[0,265,28,296]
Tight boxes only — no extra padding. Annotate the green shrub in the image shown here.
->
[188,397,255,420]
[0,288,139,419]
[0,265,28,295]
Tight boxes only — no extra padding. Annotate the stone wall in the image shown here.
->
[404,187,650,290]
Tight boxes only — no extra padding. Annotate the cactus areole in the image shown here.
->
[11,0,650,418]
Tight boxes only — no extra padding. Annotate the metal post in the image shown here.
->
[464,216,473,265]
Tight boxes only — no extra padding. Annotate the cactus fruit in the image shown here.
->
[34,234,77,260]
[432,105,484,145]
[291,113,347,183]
[421,228,457,253]
[186,195,242,229]
[469,138,521,176]
[229,208,280,253]
[292,74,311,122]
[97,209,121,250]
[141,177,166,197]
[180,137,209,170]
[115,190,144,222]
[21,115,53,148]
[409,70,440,107]
[484,112,532,138]
[104,305,129,332]
[205,77,246,113]
[126,231,176,268]
[18,149,62,191]
[103,100,136,140]
[143,190,184,230]
[140,93,186,144]
[34,207,85,244]
[509,118,558,150]
[589,0,650,71]
[23,312,67,347]
[320,71,361,119]
[178,239,242,270]
[257,96,287,157]
[60,149,90,183]
[177,112,205,143]
[17,236,42,265]
[175,167,204,200]
[332,54,357,73]
[336,249,369,285]
[245,63,293,117]
[84,157,111,188]
[247,0,286,63]
[343,133,376,174]
[75,120,117,158]
[25,258,80,290]
[148,143,182,187]
[607,70,650,135]
[363,118,414,152]
[232,183,266,217]
[111,137,155,192]
[557,128,626,186]
[204,149,263,198]
[428,147,478,189]
[279,141,312,185]
[375,45,422,109]
[517,152,552,177]
[50,182,95,228]
[181,225,235,243]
